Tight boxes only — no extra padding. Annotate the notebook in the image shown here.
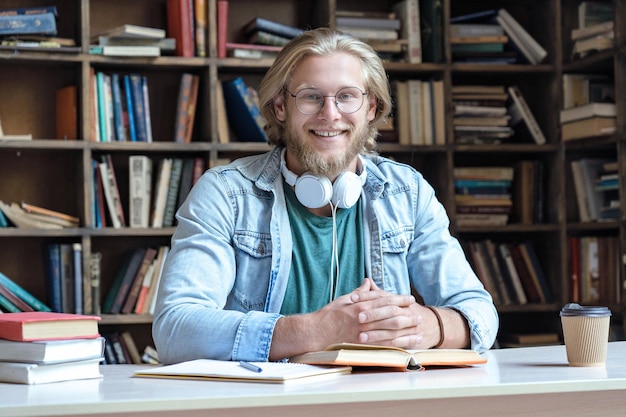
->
[133,359,351,383]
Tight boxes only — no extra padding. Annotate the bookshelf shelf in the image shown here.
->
[0,0,624,358]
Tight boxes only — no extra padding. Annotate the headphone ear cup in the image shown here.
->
[295,174,333,209]
[332,172,363,209]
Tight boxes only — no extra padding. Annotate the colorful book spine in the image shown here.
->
[0,12,57,36]
[0,272,51,312]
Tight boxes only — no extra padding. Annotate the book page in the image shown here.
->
[134,359,351,383]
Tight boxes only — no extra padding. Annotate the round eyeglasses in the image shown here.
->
[285,86,368,115]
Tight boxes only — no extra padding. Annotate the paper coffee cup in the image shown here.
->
[560,303,611,367]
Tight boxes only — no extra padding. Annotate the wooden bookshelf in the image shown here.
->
[0,0,623,357]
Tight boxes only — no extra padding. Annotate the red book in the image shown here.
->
[217,0,229,58]
[0,312,101,342]
[167,0,194,57]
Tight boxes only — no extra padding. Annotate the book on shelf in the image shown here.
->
[121,247,158,314]
[497,243,528,305]
[71,243,84,315]
[509,243,544,303]
[0,337,105,364]
[561,116,616,141]
[173,73,200,143]
[55,85,78,140]
[20,202,79,227]
[337,26,399,41]
[129,155,153,228]
[0,5,58,16]
[0,201,64,229]
[290,343,487,371]
[89,252,102,316]
[166,0,194,57]
[0,12,57,36]
[559,102,616,124]
[243,17,303,40]
[104,247,147,314]
[335,16,401,30]
[571,20,613,41]
[94,24,165,40]
[176,158,198,208]
[247,30,291,47]
[494,9,547,65]
[222,77,268,142]
[89,45,161,57]
[572,32,614,58]
[98,155,126,228]
[96,36,175,52]
[0,272,51,314]
[467,241,502,305]
[0,312,100,342]
[134,358,351,383]
[483,240,514,305]
[570,157,612,222]
[194,0,207,57]
[562,74,614,109]
[227,46,280,60]
[163,158,184,227]
[0,357,102,385]
[450,23,504,37]
[120,330,143,364]
[419,0,444,63]
[392,0,421,64]
[507,86,546,145]
[134,245,168,314]
[216,0,229,58]
[151,158,173,228]
[578,1,614,28]
[0,280,35,312]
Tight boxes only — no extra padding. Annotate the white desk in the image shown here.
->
[2,342,626,417]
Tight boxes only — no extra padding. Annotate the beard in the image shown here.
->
[284,120,370,178]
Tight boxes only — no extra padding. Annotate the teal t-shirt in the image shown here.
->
[280,183,365,315]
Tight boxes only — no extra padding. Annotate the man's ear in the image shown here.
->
[366,95,377,122]
[274,94,286,122]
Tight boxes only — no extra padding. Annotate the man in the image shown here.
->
[153,28,498,364]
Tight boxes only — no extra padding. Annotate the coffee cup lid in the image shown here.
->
[560,303,612,317]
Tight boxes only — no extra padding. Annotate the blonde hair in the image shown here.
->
[258,27,392,151]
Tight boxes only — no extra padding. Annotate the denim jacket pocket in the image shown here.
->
[233,231,273,258]
[380,227,412,254]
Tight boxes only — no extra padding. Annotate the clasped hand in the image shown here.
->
[315,278,426,350]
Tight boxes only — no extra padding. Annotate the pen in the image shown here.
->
[239,361,263,373]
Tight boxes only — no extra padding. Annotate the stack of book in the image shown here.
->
[570,158,617,222]
[101,245,169,316]
[465,239,551,306]
[243,17,303,47]
[335,9,403,59]
[452,85,512,144]
[571,1,614,59]
[0,6,65,51]
[450,8,547,65]
[393,78,445,146]
[0,201,79,230]
[0,312,104,384]
[560,73,615,141]
[454,166,514,226]
[0,272,51,314]
[90,24,171,57]
[560,102,616,141]
[450,22,512,64]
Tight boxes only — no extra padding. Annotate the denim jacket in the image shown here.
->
[152,147,498,363]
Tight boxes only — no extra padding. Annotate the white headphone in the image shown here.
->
[280,148,367,209]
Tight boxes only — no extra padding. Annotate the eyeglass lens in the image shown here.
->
[294,87,365,114]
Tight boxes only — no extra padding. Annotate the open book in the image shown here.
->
[289,343,487,371]
[133,359,351,384]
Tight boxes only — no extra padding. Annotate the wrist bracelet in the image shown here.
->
[425,306,444,349]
